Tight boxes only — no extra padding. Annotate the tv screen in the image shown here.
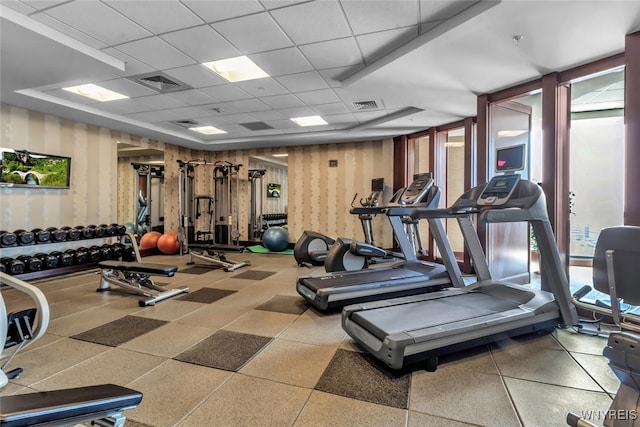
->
[1,148,71,189]
[496,144,525,173]
[371,177,384,192]
[267,183,281,198]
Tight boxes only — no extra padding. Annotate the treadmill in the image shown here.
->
[342,173,579,371]
[297,173,463,311]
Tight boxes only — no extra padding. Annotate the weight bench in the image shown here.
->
[187,244,250,272]
[0,383,142,427]
[98,261,189,307]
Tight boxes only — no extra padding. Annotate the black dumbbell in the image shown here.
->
[0,262,5,273]
[32,228,51,244]
[99,244,113,260]
[14,229,35,245]
[34,252,59,269]
[101,224,116,236]
[75,225,94,239]
[0,257,25,275]
[87,246,101,262]
[61,226,81,241]
[89,225,106,238]
[110,243,124,259]
[17,255,43,272]
[68,248,88,264]
[122,246,136,262]
[0,230,18,247]
[112,224,127,236]
[51,251,74,267]
[46,227,67,242]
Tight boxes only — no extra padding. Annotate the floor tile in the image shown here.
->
[279,312,347,347]
[572,351,620,394]
[175,303,251,329]
[240,338,336,388]
[222,309,299,337]
[255,294,308,315]
[437,345,498,375]
[130,299,206,322]
[176,287,236,304]
[410,367,520,426]
[294,390,407,427]
[407,410,478,427]
[315,349,411,409]
[504,376,612,427]
[554,328,609,355]
[71,315,168,347]
[127,359,231,427]
[233,270,276,280]
[177,374,310,427]
[121,321,215,358]
[174,330,272,371]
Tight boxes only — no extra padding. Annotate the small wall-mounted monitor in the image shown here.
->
[267,183,281,198]
[371,177,384,192]
[0,148,71,189]
[496,144,526,173]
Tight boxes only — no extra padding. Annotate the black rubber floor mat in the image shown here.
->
[71,316,168,347]
[176,287,236,304]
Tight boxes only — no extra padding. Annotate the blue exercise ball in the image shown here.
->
[263,227,289,252]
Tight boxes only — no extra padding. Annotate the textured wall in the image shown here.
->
[248,158,288,215]
[0,104,117,231]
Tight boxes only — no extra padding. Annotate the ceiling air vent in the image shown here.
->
[240,122,274,131]
[128,72,193,93]
[170,119,200,128]
[352,100,379,111]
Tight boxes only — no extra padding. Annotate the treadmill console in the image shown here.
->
[399,173,434,205]
[477,174,520,206]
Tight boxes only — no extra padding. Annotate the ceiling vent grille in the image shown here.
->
[240,122,274,131]
[128,72,193,93]
[352,100,379,111]
[170,120,200,128]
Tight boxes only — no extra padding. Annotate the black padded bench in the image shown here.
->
[0,384,142,427]
[98,261,187,306]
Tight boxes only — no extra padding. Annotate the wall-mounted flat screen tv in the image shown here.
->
[0,148,71,189]
[267,183,281,198]
[496,144,526,173]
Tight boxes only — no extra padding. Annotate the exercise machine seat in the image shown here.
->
[99,261,178,277]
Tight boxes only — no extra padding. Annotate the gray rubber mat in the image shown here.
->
[179,266,219,274]
[315,349,411,409]
[255,295,308,315]
[71,316,168,347]
[176,287,236,304]
[174,330,272,371]
[233,270,275,280]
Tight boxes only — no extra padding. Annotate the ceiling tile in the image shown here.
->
[212,13,292,54]
[341,0,419,35]
[98,78,159,98]
[270,0,351,45]
[180,0,264,23]
[42,1,152,45]
[249,110,287,121]
[199,85,252,102]
[164,64,227,88]
[2,1,36,14]
[250,47,313,77]
[160,25,240,62]
[260,0,311,10]
[28,13,108,49]
[276,106,316,118]
[95,98,156,115]
[20,0,66,10]
[317,66,360,87]
[296,89,341,106]
[43,88,100,105]
[311,102,351,116]
[209,113,259,125]
[127,110,184,123]
[115,37,197,70]
[299,38,364,69]
[259,94,305,109]
[419,0,477,22]
[324,112,358,124]
[199,102,244,115]
[103,0,203,34]
[234,78,288,97]
[356,26,418,64]
[160,106,213,120]
[100,48,156,77]
[227,98,271,113]
[275,71,329,92]
[263,118,301,130]
[135,94,189,110]
[166,89,219,106]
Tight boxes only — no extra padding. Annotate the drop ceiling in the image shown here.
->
[1,0,639,151]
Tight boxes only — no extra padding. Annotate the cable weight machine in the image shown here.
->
[177,159,249,272]
[248,169,266,240]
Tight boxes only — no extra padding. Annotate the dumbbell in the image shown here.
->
[100,224,116,236]
[32,228,51,244]
[122,245,136,262]
[46,227,67,242]
[51,251,74,267]
[110,243,124,259]
[0,257,25,275]
[68,248,89,264]
[17,255,43,272]
[61,226,81,241]
[112,224,127,236]
[14,229,35,245]
[75,225,94,239]
[0,263,5,273]
[0,230,18,247]
[89,224,106,238]
[34,252,59,269]
[87,246,101,262]
[99,244,113,260]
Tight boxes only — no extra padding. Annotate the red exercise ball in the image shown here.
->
[140,231,162,249]
[157,232,180,255]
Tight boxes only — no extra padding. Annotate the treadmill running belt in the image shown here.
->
[351,292,521,340]
[301,267,428,292]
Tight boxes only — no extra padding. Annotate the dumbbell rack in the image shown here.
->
[0,225,134,281]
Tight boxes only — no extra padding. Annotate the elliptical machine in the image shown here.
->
[294,177,385,268]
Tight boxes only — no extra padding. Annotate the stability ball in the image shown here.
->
[124,222,137,234]
[157,232,180,255]
[140,231,162,250]
[263,227,289,252]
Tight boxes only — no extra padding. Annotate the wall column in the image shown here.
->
[625,31,640,225]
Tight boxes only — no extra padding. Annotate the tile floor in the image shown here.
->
[0,252,619,427]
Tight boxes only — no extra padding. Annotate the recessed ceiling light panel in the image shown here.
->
[189,125,227,135]
[290,116,328,127]
[62,84,128,102]
[202,56,269,82]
